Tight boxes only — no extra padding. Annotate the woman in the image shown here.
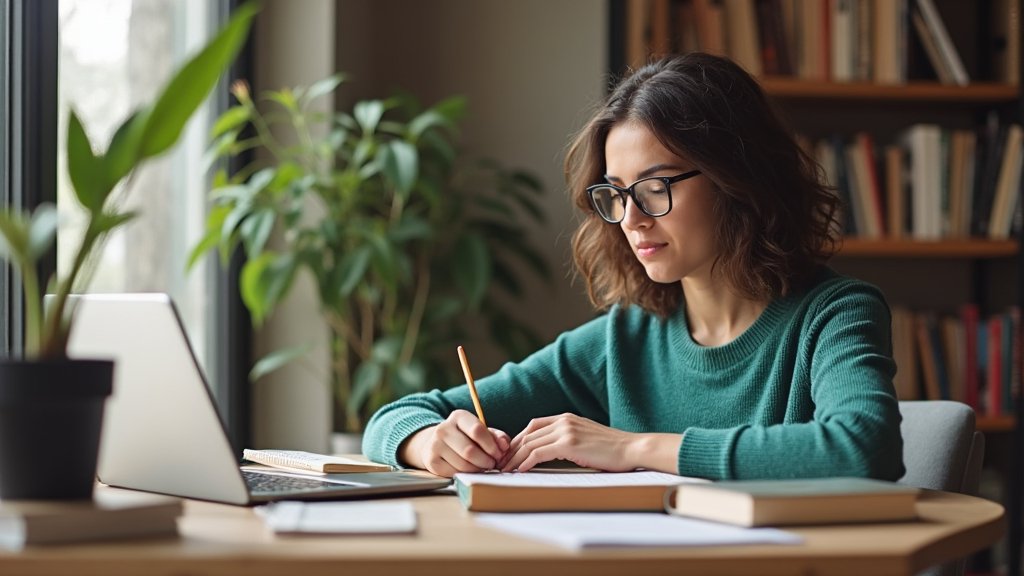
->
[362,52,904,481]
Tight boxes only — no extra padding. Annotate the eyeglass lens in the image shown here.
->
[591,177,672,222]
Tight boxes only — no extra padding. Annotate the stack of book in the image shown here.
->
[0,489,182,550]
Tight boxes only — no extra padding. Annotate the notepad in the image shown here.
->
[475,512,802,550]
[256,501,417,534]
[242,449,392,474]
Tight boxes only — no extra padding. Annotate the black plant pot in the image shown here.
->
[0,359,113,499]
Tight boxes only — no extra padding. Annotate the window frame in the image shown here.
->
[7,0,57,357]
[3,0,252,452]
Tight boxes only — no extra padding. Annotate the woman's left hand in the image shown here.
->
[499,413,657,473]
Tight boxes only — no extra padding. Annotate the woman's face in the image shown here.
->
[604,121,719,285]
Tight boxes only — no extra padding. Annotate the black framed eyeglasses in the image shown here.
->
[585,170,702,224]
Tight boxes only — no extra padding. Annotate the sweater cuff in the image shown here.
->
[677,427,740,480]
[365,414,442,468]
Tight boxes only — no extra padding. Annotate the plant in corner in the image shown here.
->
[0,5,256,500]
[192,78,552,434]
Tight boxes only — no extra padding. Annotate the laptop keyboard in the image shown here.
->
[243,470,349,494]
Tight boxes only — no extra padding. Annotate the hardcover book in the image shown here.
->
[0,489,182,549]
[454,470,706,512]
[667,477,919,527]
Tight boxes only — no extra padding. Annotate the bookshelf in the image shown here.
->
[759,78,1018,102]
[611,0,1021,573]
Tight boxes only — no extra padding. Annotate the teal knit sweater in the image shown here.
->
[363,269,905,481]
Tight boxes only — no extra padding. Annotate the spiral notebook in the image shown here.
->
[242,449,393,474]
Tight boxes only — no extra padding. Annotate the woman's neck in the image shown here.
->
[681,277,768,347]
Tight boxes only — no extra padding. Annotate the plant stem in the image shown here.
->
[326,310,368,360]
[249,102,287,162]
[41,225,100,359]
[398,254,430,365]
[359,296,374,357]
[21,257,41,357]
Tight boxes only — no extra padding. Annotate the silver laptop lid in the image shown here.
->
[66,293,251,505]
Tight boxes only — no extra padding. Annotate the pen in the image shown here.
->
[457,345,487,427]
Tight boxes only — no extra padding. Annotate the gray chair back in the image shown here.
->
[897,400,986,576]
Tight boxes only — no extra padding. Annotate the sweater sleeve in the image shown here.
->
[362,312,612,467]
[678,284,905,481]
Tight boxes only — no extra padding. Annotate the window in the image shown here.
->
[0,0,10,353]
[56,0,225,376]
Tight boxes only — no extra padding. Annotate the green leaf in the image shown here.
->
[490,256,524,298]
[474,196,515,217]
[337,245,372,296]
[0,211,31,264]
[138,2,258,159]
[434,96,467,123]
[354,100,385,134]
[222,201,254,251]
[203,129,241,171]
[26,204,58,261]
[420,130,456,166]
[381,140,418,198]
[389,215,432,242]
[301,74,346,108]
[66,110,106,212]
[101,109,149,191]
[267,89,299,113]
[353,138,375,168]
[187,224,223,272]
[453,232,490,309]
[423,296,463,323]
[480,226,551,282]
[510,170,544,194]
[366,231,399,284]
[91,211,138,235]
[210,105,251,139]
[239,209,275,258]
[370,335,404,364]
[249,342,313,381]
[240,252,297,325]
[394,360,427,395]
[210,184,252,203]
[408,110,449,140]
[506,187,546,222]
[349,360,383,416]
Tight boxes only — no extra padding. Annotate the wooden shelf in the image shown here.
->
[976,415,1016,433]
[760,78,1019,104]
[836,239,1019,258]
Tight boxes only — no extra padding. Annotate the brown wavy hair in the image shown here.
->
[567,53,840,318]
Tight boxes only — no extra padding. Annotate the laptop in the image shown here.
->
[63,293,450,505]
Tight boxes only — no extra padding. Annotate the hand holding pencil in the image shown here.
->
[395,346,510,477]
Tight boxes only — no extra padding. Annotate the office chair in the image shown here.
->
[897,400,986,576]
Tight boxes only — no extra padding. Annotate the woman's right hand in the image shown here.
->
[398,409,510,477]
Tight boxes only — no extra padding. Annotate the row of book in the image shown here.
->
[891,305,1019,417]
[807,117,1024,240]
[631,0,1019,85]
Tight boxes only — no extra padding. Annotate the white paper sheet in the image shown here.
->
[256,501,417,534]
[455,470,707,487]
[475,512,802,550]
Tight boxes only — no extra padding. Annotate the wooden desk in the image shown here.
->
[0,488,1004,576]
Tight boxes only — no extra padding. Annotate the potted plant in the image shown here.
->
[0,4,256,500]
[191,77,551,433]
